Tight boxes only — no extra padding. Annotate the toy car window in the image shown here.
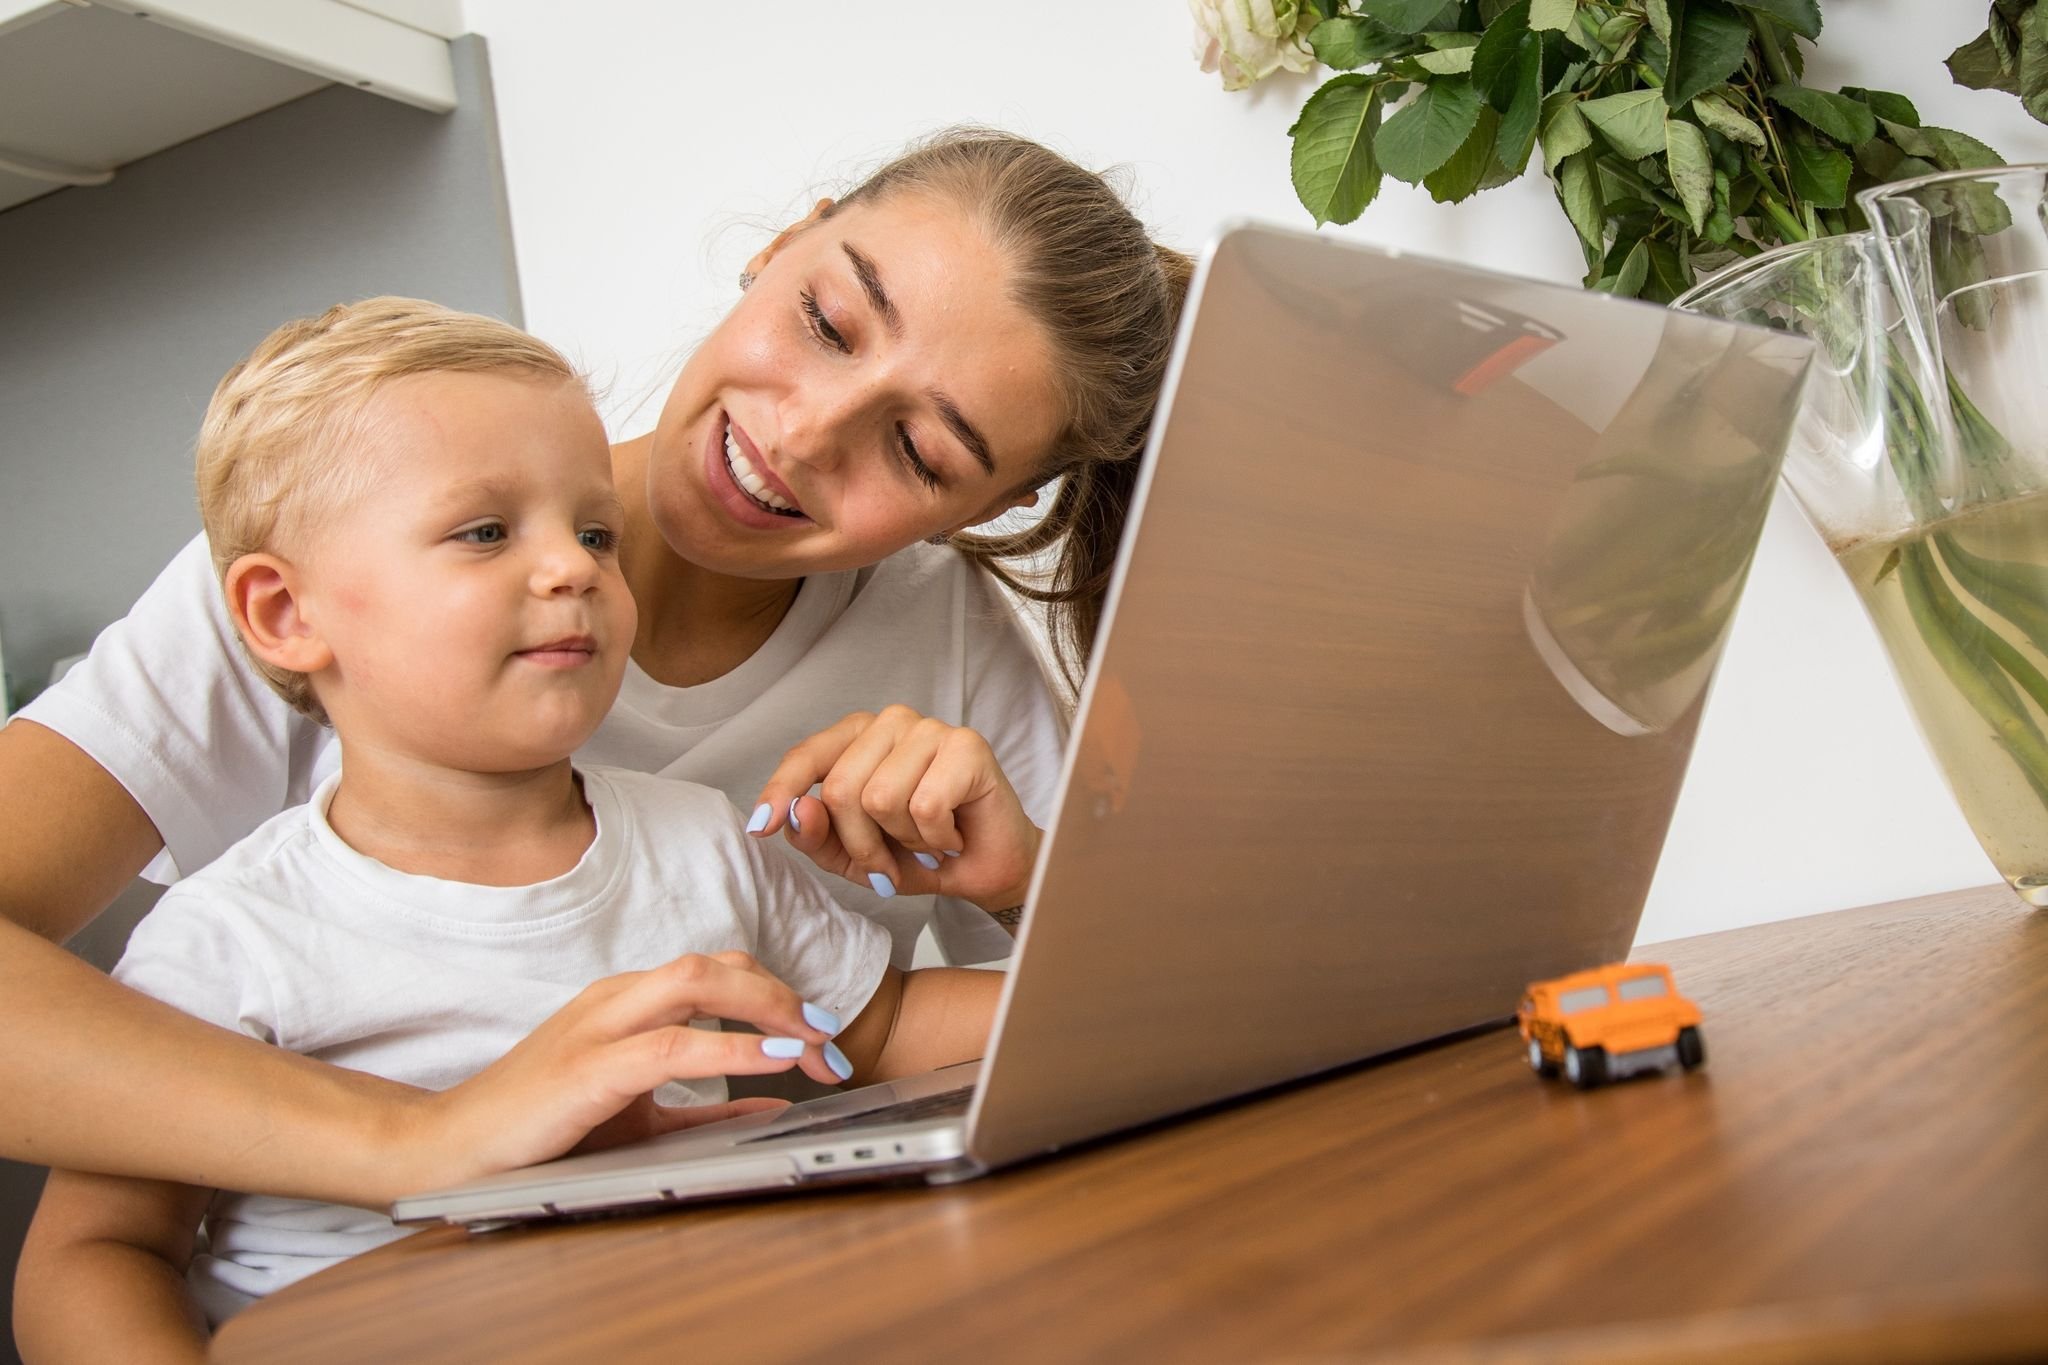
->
[1558,985,1609,1013]
[1617,976,1669,1001]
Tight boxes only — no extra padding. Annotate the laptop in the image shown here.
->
[392,223,1813,1227]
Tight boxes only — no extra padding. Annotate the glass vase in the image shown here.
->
[1676,165,2048,907]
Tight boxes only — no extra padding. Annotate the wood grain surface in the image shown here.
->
[213,885,2048,1364]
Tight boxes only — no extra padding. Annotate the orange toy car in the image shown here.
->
[1517,962,1705,1089]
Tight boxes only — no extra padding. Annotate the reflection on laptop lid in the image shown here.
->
[393,223,1812,1226]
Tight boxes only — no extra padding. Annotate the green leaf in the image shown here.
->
[1539,92,1592,171]
[1665,0,1752,108]
[1471,0,1532,105]
[1786,139,1852,207]
[1359,0,1455,34]
[1768,84,1878,145]
[1947,30,2019,94]
[1644,239,1691,303]
[1579,88,1669,159]
[1375,78,1486,182]
[1529,0,1575,32]
[1289,75,1387,226]
[1607,238,1651,297]
[1425,106,1502,201]
[1494,38,1545,173]
[1843,86,1921,127]
[1725,0,1820,40]
[1883,120,2006,171]
[1415,40,1479,75]
[1309,16,1413,70]
[1644,0,1673,47]
[1665,117,1715,230]
[1691,91,1766,147]
[1557,148,1604,247]
[2019,4,2048,124]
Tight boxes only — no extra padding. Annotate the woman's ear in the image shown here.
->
[224,553,333,676]
[950,487,1042,538]
[744,198,836,281]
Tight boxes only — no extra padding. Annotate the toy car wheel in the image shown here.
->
[1564,1044,1608,1089]
[1527,1038,1555,1076]
[1677,1026,1706,1070]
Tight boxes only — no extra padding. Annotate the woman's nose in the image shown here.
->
[779,371,880,473]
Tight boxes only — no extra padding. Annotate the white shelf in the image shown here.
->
[0,0,459,214]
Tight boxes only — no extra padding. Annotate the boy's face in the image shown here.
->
[297,370,634,774]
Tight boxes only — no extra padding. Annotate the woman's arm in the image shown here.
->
[0,723,841,1199]
[833,965,1005,1083]
[13,1170,215,1365]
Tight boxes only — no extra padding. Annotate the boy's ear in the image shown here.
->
[743,197,835,281]
[223,553,333,676]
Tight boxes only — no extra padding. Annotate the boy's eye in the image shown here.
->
[578,527,619,553]
[457,522,506,545]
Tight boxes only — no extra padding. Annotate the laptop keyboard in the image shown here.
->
[741,1085,974,1142]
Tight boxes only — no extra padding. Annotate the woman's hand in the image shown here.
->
[750,706,1042,912]
[404,951,848,1194]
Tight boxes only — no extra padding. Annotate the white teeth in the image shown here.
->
[723,425,796,513]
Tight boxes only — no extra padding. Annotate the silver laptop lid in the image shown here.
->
[966,223,1811,1169]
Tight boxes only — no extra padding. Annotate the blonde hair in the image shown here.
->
[196,296,582,719]
[829,129,1194,693]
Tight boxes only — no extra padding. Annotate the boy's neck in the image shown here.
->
[324,750,595,887]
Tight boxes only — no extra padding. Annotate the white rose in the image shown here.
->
[1189,0,1317,91]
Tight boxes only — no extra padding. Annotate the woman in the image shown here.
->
[0,129,1193,1206]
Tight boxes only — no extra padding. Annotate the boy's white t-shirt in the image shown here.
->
[112,764,892,1325]
[19,533,1069,965]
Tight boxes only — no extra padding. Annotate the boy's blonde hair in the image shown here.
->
[197,296,583,720]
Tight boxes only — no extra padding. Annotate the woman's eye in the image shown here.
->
[801,289,849,353]
[896,426,941,492]
[457,523,506,544]
[578,527,619,553]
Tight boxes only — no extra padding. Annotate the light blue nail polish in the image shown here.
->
[802,1001,842,1035]
[745,802,771,834]
[943,849,963,859]
[824,1041,853,1081]
[787,797,802,832]
[867,871,897,898]
[760,1036,805,1059]
[914,852,941,871]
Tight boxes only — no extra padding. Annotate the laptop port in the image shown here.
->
[813,1153,835,1165]
[852,1148,875,1160]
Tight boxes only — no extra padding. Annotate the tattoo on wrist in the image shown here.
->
[989,905,1025,934]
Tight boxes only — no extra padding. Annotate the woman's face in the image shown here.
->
[640,193,1064,578]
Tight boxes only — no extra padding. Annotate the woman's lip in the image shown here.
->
[723,417,805,512]
[704,412,813,529]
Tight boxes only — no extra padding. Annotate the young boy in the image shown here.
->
[14,299,1003,1359]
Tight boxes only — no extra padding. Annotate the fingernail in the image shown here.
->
[824,1042,853,1081]
[867,871,897,898]
[943,849,963,859]
[760,1036,805,1059]
[787,797,802,832]
[802,1001,842,1035]
[913,852,941,871]
[746,802,771,834]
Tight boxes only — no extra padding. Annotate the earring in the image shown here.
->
[926,533,950,546]
[738,270,755,291]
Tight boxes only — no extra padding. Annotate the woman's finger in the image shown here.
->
[581,952,837,1049]
[812,708,929,893]
[861,716,958,855]
[748,711,880,837]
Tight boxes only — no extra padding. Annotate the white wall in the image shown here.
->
[464,0,2048,945]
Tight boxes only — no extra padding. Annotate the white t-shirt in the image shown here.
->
[20,533,1068,965]
[112,764,892,1324]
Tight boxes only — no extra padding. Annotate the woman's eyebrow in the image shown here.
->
[844,240,997,476]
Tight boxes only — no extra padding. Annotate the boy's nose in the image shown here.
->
[532,535,601,594]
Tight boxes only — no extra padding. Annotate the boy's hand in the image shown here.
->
[750,706,1042,913]
[405,951,847,1195]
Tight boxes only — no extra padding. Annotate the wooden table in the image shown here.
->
[214,886,2048,1364]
